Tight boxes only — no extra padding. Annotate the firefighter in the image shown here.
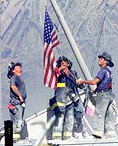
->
[77,52,117,139]
[7,62,27,139]
[49,56,84,140]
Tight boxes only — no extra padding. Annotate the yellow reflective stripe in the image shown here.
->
[63,131,72,137]
[106,131,115,136]
[50,102,65,110]
[57,83,65,87]
[94,131,103,137]
[13,133,20,139]
[52,132,62,137]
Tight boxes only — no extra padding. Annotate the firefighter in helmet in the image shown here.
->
[78,52,117,139]
[50,56,84,140]
[7,62,27,139]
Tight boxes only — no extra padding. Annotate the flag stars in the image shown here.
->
[44,10,55,43]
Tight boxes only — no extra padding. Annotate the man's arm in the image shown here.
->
[11,85,24,102]
[77,78,100,85]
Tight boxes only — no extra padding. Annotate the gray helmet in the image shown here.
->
[98,51,114,67]
[7,62,22,79]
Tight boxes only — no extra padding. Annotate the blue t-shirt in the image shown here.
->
[10,74,27,100]
[96,67,112,93]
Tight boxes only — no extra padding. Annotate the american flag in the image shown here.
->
[43,9,59,89]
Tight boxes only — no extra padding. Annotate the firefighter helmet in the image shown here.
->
[98,51,114,67]
[7,62,22,79]
[56,56,72,70]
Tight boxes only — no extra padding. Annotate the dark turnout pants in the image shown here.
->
[52,101,84,140]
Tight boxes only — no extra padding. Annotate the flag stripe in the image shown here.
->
[52,36,58,44]
[48,56,55,87]
[43,43,49,66]
[44,44,55,85]
[51,30,56,38]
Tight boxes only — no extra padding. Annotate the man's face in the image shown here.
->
[13,65,22,74]
[61,60,69,70]
[98,57,107,67]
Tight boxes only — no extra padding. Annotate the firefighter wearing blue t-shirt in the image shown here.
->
[7,62,27,139]
[78,52,117,139]
[50,56,84,140]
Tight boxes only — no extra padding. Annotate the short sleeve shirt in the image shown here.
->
[10,75,27,100]
[96,67,112,93]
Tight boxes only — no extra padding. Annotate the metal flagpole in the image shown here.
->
[0,20,3,126]
[50,0,96,91]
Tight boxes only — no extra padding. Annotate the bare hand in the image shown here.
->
[77,78,84,84]
[19,96,24,103]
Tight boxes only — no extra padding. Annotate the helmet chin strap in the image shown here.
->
[106,60,110,66]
